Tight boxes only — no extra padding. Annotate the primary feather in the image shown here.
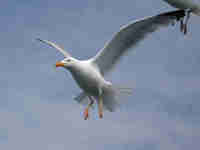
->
[163,0,200,15]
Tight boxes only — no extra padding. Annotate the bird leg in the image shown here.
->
[83,96,94,120]
[98,95,103,119]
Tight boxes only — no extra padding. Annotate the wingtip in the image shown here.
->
[36,38,48,44]
[160,9,186,19]
[36,38,43,42]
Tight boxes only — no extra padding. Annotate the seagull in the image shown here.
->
[163,0,200,34]
[37,10,185,120]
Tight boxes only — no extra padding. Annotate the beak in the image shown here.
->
[55,61,65,67]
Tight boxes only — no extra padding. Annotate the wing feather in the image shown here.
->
[92,10,185,75]
[36,38,71,58]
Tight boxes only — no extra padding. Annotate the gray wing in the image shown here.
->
[92,10,185,75]
[36,38,71,58]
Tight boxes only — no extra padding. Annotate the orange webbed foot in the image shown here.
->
[99,113,103,119]
[84,108,89,120]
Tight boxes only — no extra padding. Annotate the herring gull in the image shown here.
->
[37,10,185,120]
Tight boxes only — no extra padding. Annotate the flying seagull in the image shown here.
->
[37,10,185,120]
[163,0,200,34]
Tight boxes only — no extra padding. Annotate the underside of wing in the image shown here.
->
[92,10,185,75]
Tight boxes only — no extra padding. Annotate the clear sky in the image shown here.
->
[0,0,200,150]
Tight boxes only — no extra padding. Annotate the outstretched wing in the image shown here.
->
[92,10,185,75]
[36,38,71,58]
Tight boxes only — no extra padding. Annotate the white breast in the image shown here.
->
[70,60,106,96]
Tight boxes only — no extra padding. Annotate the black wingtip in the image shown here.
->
[36,38,42,42]
[159,9,186,20]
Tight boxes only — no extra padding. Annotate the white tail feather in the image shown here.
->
[74,85,133,112]
[102,84,133,112]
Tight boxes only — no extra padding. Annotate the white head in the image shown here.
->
[55,57,78,70]
[36,38,79,71]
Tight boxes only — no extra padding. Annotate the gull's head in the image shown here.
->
[55,57,77,69]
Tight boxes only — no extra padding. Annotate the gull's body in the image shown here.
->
[68,59,107,97]
[37,10,186,120]
[163,0,200,34]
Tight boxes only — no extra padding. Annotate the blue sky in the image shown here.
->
[0,0,200,149]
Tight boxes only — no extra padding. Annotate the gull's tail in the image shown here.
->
[102,84,133,112]
[74,84,133,112]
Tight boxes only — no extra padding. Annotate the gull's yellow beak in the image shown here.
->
[55,61,65,67]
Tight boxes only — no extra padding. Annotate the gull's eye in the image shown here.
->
[66,59,71,62]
